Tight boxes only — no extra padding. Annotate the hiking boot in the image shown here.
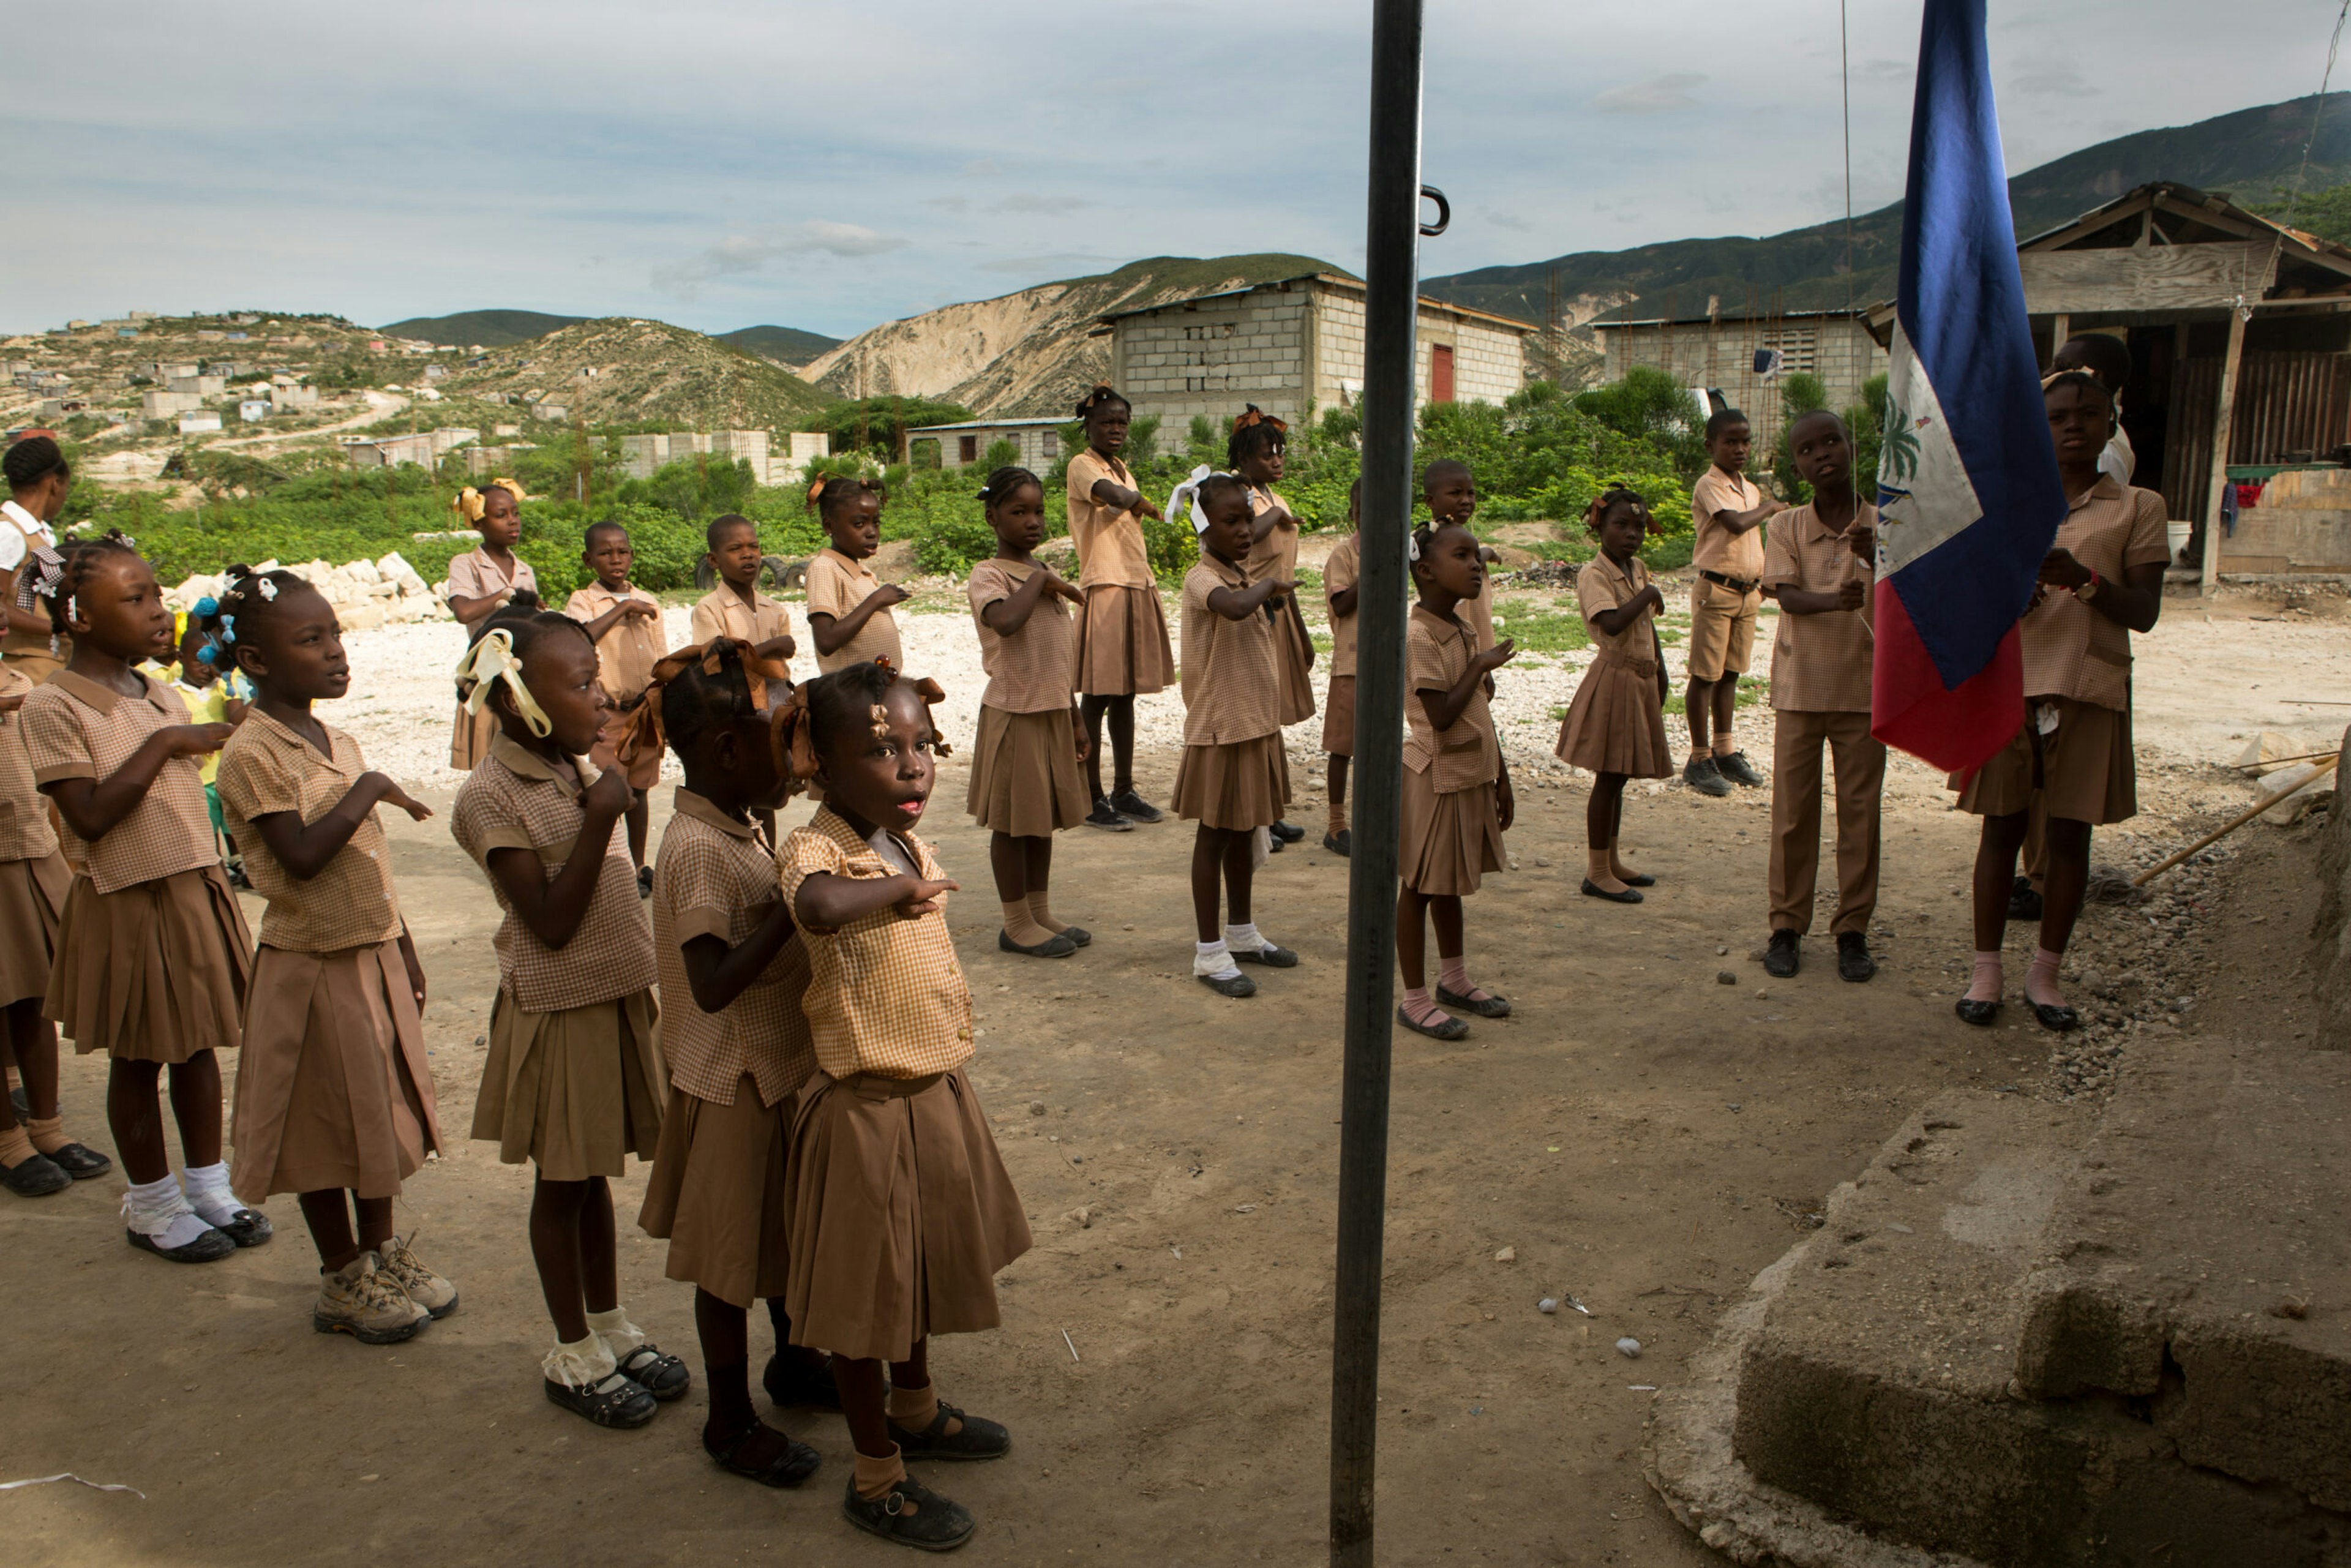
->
[313,1251,430,1345]
[1764,929,1799,978]
[1715,751,1764,787]
[1108,787,1163,825]
[1836,932,1877,983]
[1083,798,1133,833]
[1682,756,1733,797]
[378,1232,459,1318]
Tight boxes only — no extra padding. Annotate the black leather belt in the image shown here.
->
[1698,569,1759,593]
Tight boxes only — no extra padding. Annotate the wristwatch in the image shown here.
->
[2074,571,2102,602]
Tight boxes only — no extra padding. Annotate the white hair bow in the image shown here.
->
[453,628,553,739]
[1168,465,1220,536]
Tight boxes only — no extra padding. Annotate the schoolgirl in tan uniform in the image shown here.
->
[566,520,667,885]
[0,657,106,1198]
[804,477,907,674]
[23,533,261,1261]
[1555,489,1673,903]
[1171,468,1299,997]
[443,480,536,770]
[630,639,829,1490]
[1231,407,1313,849]
[1761,411,1885,983]
[774,660,1027,1552]
[1066,385,1174,828]
[449,605,685,1429]
[1320,486,1362,855]
[204,568,451,1342]
[1395,523,1517,1041]
[1954,371,2170,1032]
[966,465,1091,957]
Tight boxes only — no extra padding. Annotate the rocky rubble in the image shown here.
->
[163,552,448,629]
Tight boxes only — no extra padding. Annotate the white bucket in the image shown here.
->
[2166,520,2192,560]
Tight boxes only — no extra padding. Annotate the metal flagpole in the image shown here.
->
[1330,0,1424,1560]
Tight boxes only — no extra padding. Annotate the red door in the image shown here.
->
[1431,343,1456,403]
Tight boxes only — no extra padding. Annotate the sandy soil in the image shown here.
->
[2,576,2342,1567]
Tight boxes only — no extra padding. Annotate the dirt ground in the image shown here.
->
[2,580,2343,1567]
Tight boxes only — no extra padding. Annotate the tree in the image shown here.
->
[2253,182,2351,247]
[820,396,975,460]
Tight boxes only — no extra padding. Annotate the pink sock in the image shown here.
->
[1437,956,1488,1001]
[1401,986,1450,1027]
[1964,951,2003,1004]
[2025,947,2065,1008]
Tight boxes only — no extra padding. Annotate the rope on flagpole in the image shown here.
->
[2249,1,2350,318]
[1841,0,1854,320]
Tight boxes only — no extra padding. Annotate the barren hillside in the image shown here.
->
[800,253,1339,416]
[447,318,832,430]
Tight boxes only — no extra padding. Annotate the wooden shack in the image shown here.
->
[1866,182,2351,583]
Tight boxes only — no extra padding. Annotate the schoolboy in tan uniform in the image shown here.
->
[1760,410,1883,983]
[1685,410,1783,798]
[689,516,794,711]
[567,522,667,886]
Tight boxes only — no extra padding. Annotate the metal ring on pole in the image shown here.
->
[1418,186,1450,237]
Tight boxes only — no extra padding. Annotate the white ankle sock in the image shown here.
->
[179,1161,242,1228]
[585,1306,645,1357]
[124,1174,216,1250]
[543,1333,619,1390]
[1224,922,1263,952]
[1193,940,1240,980]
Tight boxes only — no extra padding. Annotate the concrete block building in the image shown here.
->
[1590,307,1886,450]
[901,418,1065,471]
[1096,271,1537,430]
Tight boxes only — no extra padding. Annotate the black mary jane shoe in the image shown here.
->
[614,1343,692,1401]
[1,1150,71,1198]
[2029,1000,2080,1033]
[127,1224,238,1263]
[1269,819,1306,843]
[1197,971,1257,999]
[1055,925,1092,947]
[1618,871,1657,888]
[1581,878,1643,905]
[1836,934,1877,983]
[1953,997,2000,1027]
[763,1350,844,1413]
[214,1206,274,1248]
[1323,828,1352,857]
[1397,1005,1470,1042]
[1763,931,1800,979]
[44,1141,111,1179]
[997,928,1078,959]
[706,1422,822,1488]
[1434,985,1511,1019]
[1229,940,1297,969]
[888,1401,1011,1462]
[544,1371,658,1429]
[841,1472,976,1552]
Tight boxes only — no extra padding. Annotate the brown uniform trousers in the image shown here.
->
[1768,711,1884,937]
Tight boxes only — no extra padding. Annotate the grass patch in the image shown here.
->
[1660,675,1766,716]
[1491,607,1590,654]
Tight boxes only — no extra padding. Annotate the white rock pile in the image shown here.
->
[165,552,449,630]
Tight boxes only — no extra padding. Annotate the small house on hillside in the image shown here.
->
[904,417,1065,472]
[1865,182,2351,582]
[1591,306,1885,449]
[1094,272,1537,430]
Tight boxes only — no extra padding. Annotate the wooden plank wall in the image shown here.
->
[2159,351,2351,520]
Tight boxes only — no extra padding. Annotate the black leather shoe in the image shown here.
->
[2008,875,2043,923]
[1229,940,1297,968]
[2029,1000,2079,1032]
[44,1141,111,1179]
[1084,798,1133,832]
[998,928,1078,959]
[1197,971,1256,998]
[1581,877,1643,904]
[763,1349,844,1412]
[1763,929,1799,978]
[1836,933,1877,983]
[887,1400,1010,1461]
[841,1473,975,1551]
[1954,997,2000,1026]
[1269,819,1306,843]
[1682,756,1733,797]
[0,1150,70,1197]
[1715,751,1765,787]
[1322,829,1351,857]
[1108,788,1163,825]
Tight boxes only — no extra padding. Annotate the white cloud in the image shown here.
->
[1592,72,1707,114]
[652,222,907,297]
[978,252,1124,276]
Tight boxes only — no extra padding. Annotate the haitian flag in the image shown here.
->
[1871,0,2064,771]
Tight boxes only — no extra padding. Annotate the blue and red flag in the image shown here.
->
[1871,0,2064,772]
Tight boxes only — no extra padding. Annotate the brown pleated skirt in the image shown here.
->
[1171,733,1292,831]
[1399,766,1506,896]
[639,1076,793,1309]
[1273,598,1317,726]
[449,701,498,771]
[230,940,440,1204]
[48,865,253,1062]
[588,705,662,791]
[1955,699,2137,827]
[1075,585,1175,697]
[1321,675,1357,757]
[784,1069,1032,1364]
[471,988,664,1181]
[0,850,69,1009]
[1555,655,1673,778]
[967,705,1087,838]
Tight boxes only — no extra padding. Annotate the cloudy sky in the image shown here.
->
[6,0,2334,340]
